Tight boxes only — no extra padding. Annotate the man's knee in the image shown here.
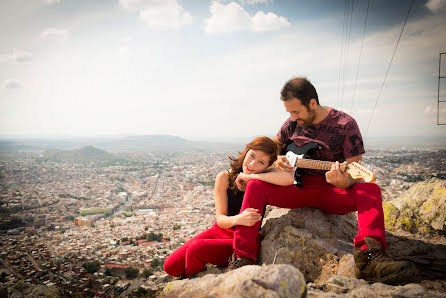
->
[354,182,382,201]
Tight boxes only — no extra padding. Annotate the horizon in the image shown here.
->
[1,133,445,151]
[1,0,446,139]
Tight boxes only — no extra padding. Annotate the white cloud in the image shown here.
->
[119,0,192,29]
[13,49,32,62]
[240,0,271,4]
[205,1,289,34]
[40,28,69,41]
[425,0,446,13]
[44,0,61,4]
[251,11,289,32]
[2,79,22,89]
[0,49,32,63]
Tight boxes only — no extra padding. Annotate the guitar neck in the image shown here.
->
[295,159,345,171]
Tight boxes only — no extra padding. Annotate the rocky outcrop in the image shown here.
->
[259,207,357,283]
[383,178,446,236]
[307,275,446,297]
[160,264,306,298]
[0,281,68,298]
[259,206,446,285]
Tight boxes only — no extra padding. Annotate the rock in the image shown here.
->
[0,281,67,298]
[259,207,357,283]
[387,178,446,236]
[319,275,446,297]
[259,206,446,285]
[160,264,306,298]
[384,231,446,282]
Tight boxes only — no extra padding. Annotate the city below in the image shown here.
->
[0,137,445,296]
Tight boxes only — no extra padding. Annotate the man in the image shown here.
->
[227,77,416,285]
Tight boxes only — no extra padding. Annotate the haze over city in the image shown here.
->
[1,0,446,141]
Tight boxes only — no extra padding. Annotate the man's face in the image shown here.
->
[283,97,316,128]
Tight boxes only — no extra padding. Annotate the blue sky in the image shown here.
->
[1,0,446,141]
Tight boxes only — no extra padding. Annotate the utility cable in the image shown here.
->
[337,0,348,109]
[350,0,371,114]
[341,0,355,111]
[365,0,415,136]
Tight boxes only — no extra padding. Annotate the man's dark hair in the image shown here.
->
[280,77,319,107]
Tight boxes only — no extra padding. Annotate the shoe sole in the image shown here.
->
[366,262,417,285]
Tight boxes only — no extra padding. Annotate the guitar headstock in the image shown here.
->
[346,162,376,183]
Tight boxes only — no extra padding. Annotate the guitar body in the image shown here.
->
[282,141,321,156]
[283,142,322,187]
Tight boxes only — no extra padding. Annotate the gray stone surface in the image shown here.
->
[160,264,306,298]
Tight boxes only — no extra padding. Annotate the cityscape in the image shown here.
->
[0,143,445,296]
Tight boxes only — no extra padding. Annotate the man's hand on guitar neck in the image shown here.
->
[325,161,356,189]
[273,156,294,173]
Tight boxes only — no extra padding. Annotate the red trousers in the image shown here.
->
[234,176,386,262]
[163,222,261,277]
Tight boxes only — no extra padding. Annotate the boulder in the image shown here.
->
[259,207,357,284]
[259,206,446,284]
[386,178,446,236]
[307,275,446,297]
[161,264,306,298]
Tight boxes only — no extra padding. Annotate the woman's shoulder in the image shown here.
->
[216,170,229,180]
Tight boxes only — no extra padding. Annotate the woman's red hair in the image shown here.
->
[228,136,279,193]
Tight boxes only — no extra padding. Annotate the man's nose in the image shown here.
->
[290,114,297,121]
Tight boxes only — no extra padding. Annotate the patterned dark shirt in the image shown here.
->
[277,108,365,177]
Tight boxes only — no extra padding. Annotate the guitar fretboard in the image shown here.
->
[295,159,346,171]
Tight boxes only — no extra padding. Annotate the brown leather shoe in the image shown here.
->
[225,253,252,272]
[354,237,417,284]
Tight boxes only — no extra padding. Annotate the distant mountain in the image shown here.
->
[95,135,240,153]
[42,146,125,163]
[0,135,241,154]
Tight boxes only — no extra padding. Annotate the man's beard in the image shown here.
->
[297,110,316,128]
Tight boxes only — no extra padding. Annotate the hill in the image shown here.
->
[42,146,126,163]
[0,135,241,154]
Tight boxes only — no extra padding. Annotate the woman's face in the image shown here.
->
[242,149,271,174]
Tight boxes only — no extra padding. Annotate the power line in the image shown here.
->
[340,0,355,111]
[350,0,370,115]
[336,0,349,109]
[365,0,415,136]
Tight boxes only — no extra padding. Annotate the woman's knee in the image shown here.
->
[163,254,183,277]
[186,239,203,256]
[245,179,271,194]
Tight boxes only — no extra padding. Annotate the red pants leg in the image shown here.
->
[233,176,385,262]
[163,222,235,277]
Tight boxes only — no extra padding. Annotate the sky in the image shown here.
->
[1,0,446,141]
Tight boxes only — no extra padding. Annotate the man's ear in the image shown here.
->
[309,98,317,108]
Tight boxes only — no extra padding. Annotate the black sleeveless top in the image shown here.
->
[227,188,245,217]
[226,187,266,229]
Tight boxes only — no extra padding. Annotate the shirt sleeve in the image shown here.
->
[276,118,295,144]
[342,118,366,159]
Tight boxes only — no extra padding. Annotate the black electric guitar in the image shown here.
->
[283,142,376,187]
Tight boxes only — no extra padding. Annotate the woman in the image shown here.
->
[163,136,294,278]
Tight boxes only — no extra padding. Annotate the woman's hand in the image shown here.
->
[235,173,253,190]
[273,156,294,173]
[235,208,262,226]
